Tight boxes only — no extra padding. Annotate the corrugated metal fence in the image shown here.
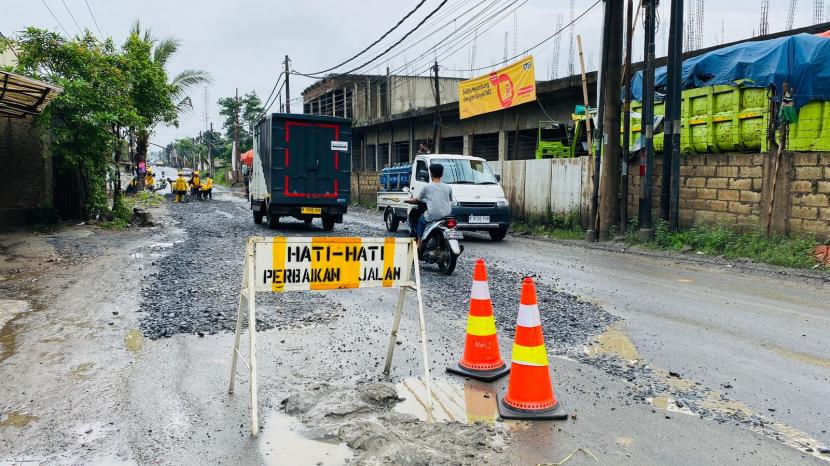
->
[491,157,592,222]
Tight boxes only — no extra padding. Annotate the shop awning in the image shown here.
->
[0,71,62,118]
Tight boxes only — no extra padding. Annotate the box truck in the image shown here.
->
[249,114,351,230]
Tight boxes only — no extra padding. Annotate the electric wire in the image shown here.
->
[60,0,84,34]
[289,0,486,101]
[297,0,450,78]
[261,71,286,112]
[441,0,602,73]
[84,0,105,39]
[295,0,430,76]
[40,0,71,36]
[0,32,20,60]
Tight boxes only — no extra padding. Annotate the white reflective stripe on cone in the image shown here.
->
[516,303,541,328]
[470,281,490,300]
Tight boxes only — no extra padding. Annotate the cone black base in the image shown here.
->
[496,395,568,420]
[446,362,510,382]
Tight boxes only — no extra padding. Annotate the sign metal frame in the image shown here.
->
[227,236,433,435]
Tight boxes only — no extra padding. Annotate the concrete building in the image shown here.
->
[302,74,463,126]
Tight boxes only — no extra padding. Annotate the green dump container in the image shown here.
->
[630,85,830,153]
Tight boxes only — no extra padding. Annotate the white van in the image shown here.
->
[376,154,512,241]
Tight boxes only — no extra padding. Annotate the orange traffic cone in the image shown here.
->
[498,277,568,420]
[446,259,510,382]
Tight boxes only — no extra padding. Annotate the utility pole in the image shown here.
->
[209,122,215,176]
[588,0,611,241]
[669,0,684,229]
[661,0,677,222]
[284,55,291,113]
[598,0,624,239]
[198,131,204,172]
[432,60,442,153]
[639,0,658,239]
[621,0,634,232]
[233,88,240,182]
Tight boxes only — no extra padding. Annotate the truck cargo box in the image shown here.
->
[251,113,351,230]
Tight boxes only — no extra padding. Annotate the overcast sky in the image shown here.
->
[3,0,827,148]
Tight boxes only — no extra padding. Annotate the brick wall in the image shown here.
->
[0,117,54,226]
[351,171,379,206]
[627,152,829,239]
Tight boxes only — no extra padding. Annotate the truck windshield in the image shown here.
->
[432,158,498,185]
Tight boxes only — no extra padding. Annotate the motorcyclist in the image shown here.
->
[405,163,453,247]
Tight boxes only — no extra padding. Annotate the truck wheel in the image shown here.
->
[384,208,400,232]
[489,226,509,241]
[253,208,264,225]
[322,216,335,231]
[266,212,280,229]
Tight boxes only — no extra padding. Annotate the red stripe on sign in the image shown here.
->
[518,85,534,96]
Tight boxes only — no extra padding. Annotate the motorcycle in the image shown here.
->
[405,191,463,275]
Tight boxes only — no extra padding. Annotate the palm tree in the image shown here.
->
[127,21,211,186]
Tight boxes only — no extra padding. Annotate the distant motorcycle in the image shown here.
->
[406,193,463,275]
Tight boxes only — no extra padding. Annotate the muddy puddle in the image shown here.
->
[0,411,38,428]
[260,411,353,465]
[585,322,640,362]
[394,377,499,425]
[124,328,144,354]
[0,300,30,362]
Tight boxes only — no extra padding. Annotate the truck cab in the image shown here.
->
[378,154,512,241]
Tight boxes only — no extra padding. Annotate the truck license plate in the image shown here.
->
[469,215,490,224]
[301,207,322,215]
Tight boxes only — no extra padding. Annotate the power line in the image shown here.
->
[298,0,449,78]
[84,0,105,39]
[40,0,71,36]
[296,0,430,76]
[0,32,20,60]
[442,0,601,73]
[391,0,522,77]
[60,0,84,34]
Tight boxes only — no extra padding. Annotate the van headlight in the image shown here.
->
[496,198,509,207]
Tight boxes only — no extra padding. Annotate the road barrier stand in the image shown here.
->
[228,236,433,435]
[446,258,510,382]
[498,277,568,420]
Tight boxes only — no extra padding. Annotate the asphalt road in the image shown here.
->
[447,225,830,448]
[1,185,827,465]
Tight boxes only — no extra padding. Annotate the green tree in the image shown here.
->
[217,91,264,153]
[11,28,140,216]
[125,21,211,186]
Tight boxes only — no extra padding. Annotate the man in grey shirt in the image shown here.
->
[406,163,454,244]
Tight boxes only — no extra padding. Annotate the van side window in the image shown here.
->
[415,160,429,182]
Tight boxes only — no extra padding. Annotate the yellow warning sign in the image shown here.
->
[458,56,537,119]
[252,237,414,292]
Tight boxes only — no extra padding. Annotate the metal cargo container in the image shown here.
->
[251,113,351,230]
[630,85,830,153]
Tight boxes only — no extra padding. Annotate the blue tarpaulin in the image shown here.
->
[631,33,830,110]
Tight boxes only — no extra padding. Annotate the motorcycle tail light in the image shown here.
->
[445,218,458,229]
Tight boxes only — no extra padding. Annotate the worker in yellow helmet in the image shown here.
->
[200,172,214,201]
[189,170,201,200]
[170,170,188,203]
[145,167,155,191]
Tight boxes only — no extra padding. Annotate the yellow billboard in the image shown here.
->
[458,56,537,119]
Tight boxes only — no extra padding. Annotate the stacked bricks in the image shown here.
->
[788,153,830,236]
[628,153,764,229]
[627,152,829,239]
[350,171,380,206]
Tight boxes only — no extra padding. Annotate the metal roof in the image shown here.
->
[0,71,62,118]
